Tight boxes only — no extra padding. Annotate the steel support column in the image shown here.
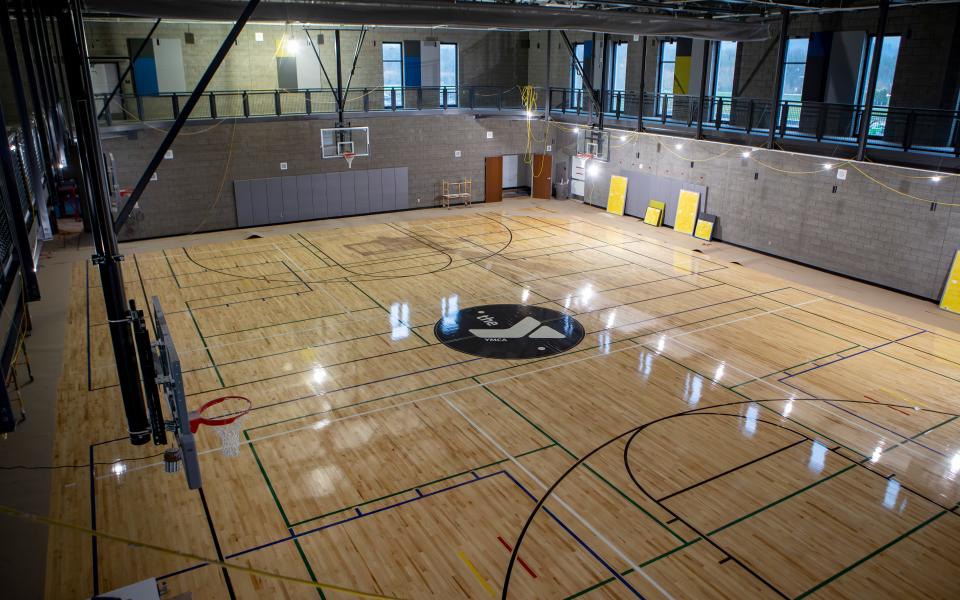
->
[114,0,261,233]
[696,41,710,140]
[334,29,344,124]
[767,8,789,149]
[0,105,41,300]
[637,36,647,132]
[598,33,608,130]
[57,0,150,444]
[342,26,366,108]
[97,18,161,120]
[857,0,890,161]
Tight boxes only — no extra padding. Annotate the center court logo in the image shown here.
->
[434,304,585,359]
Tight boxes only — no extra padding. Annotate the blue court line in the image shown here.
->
[156,469,647,598]
[778,331,926,381]
[501,470,647,599]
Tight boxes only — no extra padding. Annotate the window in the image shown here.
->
[382,42,403,108]
[570,42,587,109]
[440,42,458,106]
[658,41,677,116]
[858,35,901,136]
[607,42,629,112]
[780,38,809,127]
[712,41,737,123]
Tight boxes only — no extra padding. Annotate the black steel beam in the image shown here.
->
[599,33,608,130]
[0,103,41,300]
[97,18,161,120]
[696,40,710,140]
[114,0,261,233]
[305,28,341,114]
[342,26,366,108]
[57,0,150,444]
[334,28,344,124]
[637,35,647,132]
[857,0,890,161]
[767,8,789,149]
[560,31,602,124]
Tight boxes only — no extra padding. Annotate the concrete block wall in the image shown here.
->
[84,21,529,99]
[105,114,532,240]
[552,124,960,300]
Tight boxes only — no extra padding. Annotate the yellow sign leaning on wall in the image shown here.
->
[606,175,628,216]
[675,189,700,235]
[941,250,960,314]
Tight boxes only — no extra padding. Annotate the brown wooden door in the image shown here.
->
[484,156,503,203]
[532,154,552,199]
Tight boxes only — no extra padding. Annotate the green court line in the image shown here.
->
[769,311,869,346]
[287,443,557,528]
[186,307,225,387]
[163,251,181,289]
[563,538,702,600]
[729,344,860,389]
[872,349,960,385]
[244,429,292,527]
[475,379,689,544]
[794,501,959,599]
[291,537,326,599]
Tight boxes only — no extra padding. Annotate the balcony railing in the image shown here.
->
[96,86,960,158]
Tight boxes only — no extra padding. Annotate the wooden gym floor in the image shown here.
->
[45,201,960,599]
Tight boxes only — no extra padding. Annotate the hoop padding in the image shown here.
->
[190,396,252,457]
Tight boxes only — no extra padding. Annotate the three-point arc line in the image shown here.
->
[497,535,538,579]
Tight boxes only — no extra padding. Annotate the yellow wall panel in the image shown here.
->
[675,189,700,235]
[643,206,662,226]
[941,250,960,314]
[606,175,628,216]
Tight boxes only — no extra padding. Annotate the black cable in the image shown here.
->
[0,451,167,471]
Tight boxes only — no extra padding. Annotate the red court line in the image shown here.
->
[864,395,911,416]
[497,535,538,579]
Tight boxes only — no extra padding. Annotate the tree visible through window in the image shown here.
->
[440,43,457,106]
[382,42,403,108]
[859,36,900,136]
[712,41,737,122]
[780,38,809,127]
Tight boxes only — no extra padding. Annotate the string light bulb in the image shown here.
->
[931,176,942,183]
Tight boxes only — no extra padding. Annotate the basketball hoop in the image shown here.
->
[189,396,252,457]
[343,152,356,169]
[576,153,595,161]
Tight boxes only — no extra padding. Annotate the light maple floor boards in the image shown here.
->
[44,206,960,600]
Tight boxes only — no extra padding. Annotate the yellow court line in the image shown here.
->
[0,504,403,600]
[457,551,496,597]
[878,387,928,408]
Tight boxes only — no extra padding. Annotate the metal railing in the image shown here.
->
[548,88,960,156]
[96,85,960,157]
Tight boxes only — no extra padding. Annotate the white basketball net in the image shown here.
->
[214,416,246,456]
[344,153,356,169]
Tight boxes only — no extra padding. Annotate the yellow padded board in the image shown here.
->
[643,206,662,226]
[694,219,714,241]
[941,250,960,314]
[675,189,700,235]
[606,175,628,216]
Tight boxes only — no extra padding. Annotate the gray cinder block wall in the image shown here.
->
[551,124,959,300]
[105,114,532,240]
[84,21,529,97]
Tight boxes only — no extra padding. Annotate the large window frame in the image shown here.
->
[606,41,629,113]
[569,42,587,109]
[440,42,458,107]
[857,35,901,136]
[711,40,737,123]
[780,37,809,128]
[657,41,677,116]
[382,41,404,108]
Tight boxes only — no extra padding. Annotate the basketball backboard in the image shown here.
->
[576,127,610,162]
[321,126,370,159]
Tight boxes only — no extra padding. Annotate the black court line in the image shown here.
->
[198,487,236,599]
[657,438,808,503]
